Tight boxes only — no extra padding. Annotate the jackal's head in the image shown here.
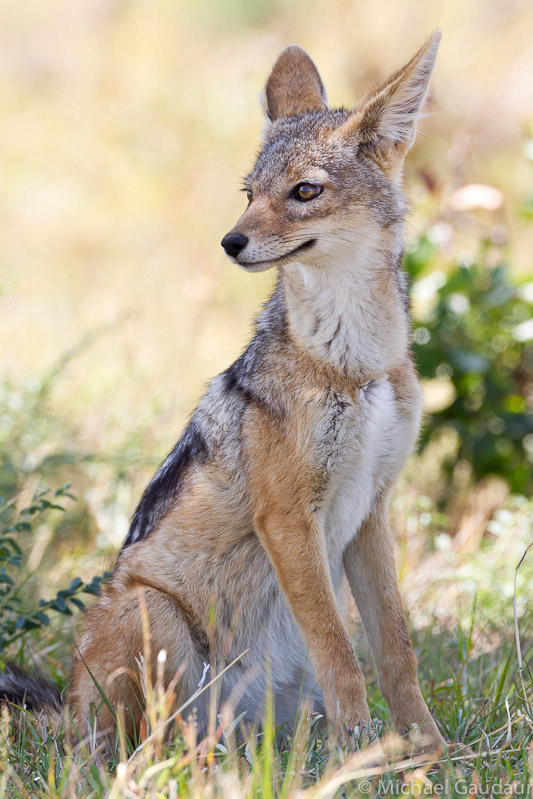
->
[221,32,440,272]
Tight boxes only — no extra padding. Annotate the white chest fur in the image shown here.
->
[315,378,407,582]
[283,251,409,379]
[282,251,416,584]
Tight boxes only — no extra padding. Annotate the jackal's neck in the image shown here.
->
[280,247,410,380]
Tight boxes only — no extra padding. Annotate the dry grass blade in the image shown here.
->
[127,649,250,762]
[513,541,533,713]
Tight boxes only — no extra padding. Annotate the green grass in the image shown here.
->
[1,601,531,798]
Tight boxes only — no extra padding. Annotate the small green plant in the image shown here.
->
[0,486,109,653]
[406,237,533,494]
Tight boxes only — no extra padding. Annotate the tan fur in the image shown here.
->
[70,34,445,753]
[264,44,328,121]
[333,32,441,181]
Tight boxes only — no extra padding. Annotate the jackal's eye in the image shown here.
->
[293,182,323,202]
[246,188,253,204]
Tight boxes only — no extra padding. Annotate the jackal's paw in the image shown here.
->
[343,709,371,731]
[337,705,372,746]
[342,718,380,747]
[403,723,445,758]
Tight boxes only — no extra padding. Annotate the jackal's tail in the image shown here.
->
[0,663,62,716]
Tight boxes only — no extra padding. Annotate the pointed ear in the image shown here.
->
[263,45,328,122]
[335,31,441,164]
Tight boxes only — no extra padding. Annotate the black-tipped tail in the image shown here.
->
[0,663,62,713]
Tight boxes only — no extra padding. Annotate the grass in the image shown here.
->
[1,639,531,797]
[1,538,531,797]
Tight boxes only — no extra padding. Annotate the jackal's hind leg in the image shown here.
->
[70,582,207,745]
[343,504,444,753]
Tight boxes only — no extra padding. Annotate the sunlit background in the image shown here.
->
[0,0,532,665]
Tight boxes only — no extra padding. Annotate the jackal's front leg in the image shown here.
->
[343,501,444,752]
[254,508,370,732]
[248,420,370,733]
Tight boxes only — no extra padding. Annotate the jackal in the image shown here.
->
[5,33,445,751]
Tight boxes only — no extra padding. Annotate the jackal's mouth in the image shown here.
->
[238,238,316,269]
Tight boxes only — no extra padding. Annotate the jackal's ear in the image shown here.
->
[336,31,441,168]
[263,45,328,122]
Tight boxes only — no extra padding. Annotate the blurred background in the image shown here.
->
[0,0,531,669]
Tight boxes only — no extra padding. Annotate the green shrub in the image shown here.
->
[406,237,533,493]
[0,486,109,653]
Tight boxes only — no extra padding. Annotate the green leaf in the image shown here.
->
[14,522,31,533]
[69,577,83,592]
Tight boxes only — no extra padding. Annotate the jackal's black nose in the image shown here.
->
[221,232,248,258]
